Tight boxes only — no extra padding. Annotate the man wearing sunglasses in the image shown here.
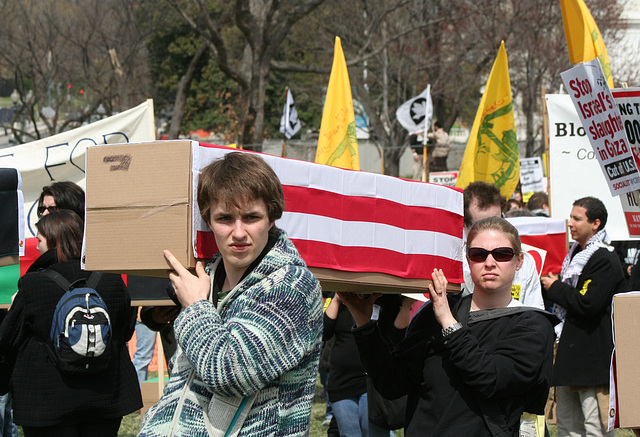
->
[541,197,625,437]
[462,181,544,309]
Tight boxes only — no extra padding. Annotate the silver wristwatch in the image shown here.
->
[442,322,462,337]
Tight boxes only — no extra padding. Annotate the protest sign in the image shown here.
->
[612,88,640,236]
[560,59,640,196]
[519,157,546,196]
[428,171,458,187]
[546,94,633,240]
[0,99,155,237]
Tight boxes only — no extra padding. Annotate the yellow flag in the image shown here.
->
[560,0,613,87]
[315,36,360,170]
[456,41,519,199]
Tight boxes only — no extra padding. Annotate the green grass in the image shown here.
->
[110,373,638,437]
[111,376,635,436]
[21,370,629,437]
[114,403,637,437]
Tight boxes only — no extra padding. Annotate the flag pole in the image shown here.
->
[422,144,428,182]
[282,88,288,157]
[422,95,429,182]
[541,86,550,215]
[422,123,429,182]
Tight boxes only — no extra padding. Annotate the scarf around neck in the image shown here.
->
[553,228,611,337]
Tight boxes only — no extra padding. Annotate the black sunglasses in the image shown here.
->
[467,247,516,262]
[37,205,59,217]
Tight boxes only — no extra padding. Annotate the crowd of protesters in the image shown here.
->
[0,158,635,437]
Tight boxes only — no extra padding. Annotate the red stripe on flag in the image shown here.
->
[290,239,463,283]
[197,231,217,259]
[282,185,462,237]
[196,231,462,283]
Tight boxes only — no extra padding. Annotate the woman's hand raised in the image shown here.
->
[428,268,458,332]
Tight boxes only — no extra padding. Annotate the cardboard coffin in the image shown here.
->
[83,140,464,294]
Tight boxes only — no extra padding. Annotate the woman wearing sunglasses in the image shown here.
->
[339,216,557,436]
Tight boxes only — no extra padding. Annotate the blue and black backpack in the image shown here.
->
[42,269,112,374]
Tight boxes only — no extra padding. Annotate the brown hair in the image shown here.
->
[35,210,84,263]
[463,181,506,228]
[197,152,285,224]
[467,216,522,255]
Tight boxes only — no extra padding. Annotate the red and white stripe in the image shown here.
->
[194,144,464,283]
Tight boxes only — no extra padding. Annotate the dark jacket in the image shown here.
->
[323,304,366,402]
[323,295,406,403]
[0,249,142,426]
[353,294,556,437]
[546,247,625,386]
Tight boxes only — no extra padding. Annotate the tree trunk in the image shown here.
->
[383,146,402,177]
[169,41,208,140]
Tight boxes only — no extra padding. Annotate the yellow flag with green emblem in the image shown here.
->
[315,36,360,170]
[560,0,613,88]
[456,41,519,199]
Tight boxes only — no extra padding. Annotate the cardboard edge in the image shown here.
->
[0,256,19,267]
[310,267,461,294]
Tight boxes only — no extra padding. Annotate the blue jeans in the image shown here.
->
[132,321,157,385]
[0,393,19,437]
[331,392,393,437]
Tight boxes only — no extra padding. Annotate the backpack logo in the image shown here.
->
[43,270,112,374]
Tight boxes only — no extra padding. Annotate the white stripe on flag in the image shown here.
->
[264,153,462,214]
[280,211,462,260]
[506,217,566,235]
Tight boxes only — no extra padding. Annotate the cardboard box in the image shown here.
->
[612,292,640,428]
[84,140,464,293]
[84,141,195,277]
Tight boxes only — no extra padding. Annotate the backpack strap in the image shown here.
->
[41,269,103,291]
[85,272,102,290]
[41,269,72,291]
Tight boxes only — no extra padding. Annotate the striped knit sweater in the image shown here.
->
[138,230,323,436]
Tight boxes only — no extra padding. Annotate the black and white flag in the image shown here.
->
[280,89,301,139]
[396,85,433,133]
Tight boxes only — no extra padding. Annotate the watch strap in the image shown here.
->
[442,322,463,337]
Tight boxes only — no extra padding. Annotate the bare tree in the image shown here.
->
[166,0,326,149]
[293,0,630,176]
[292,0,505,176]
[0,0,152,143]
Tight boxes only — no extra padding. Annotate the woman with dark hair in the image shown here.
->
[340,217,558,436]
[34,210,84,261]
[0,210,141,437]
[37,181,85,221]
